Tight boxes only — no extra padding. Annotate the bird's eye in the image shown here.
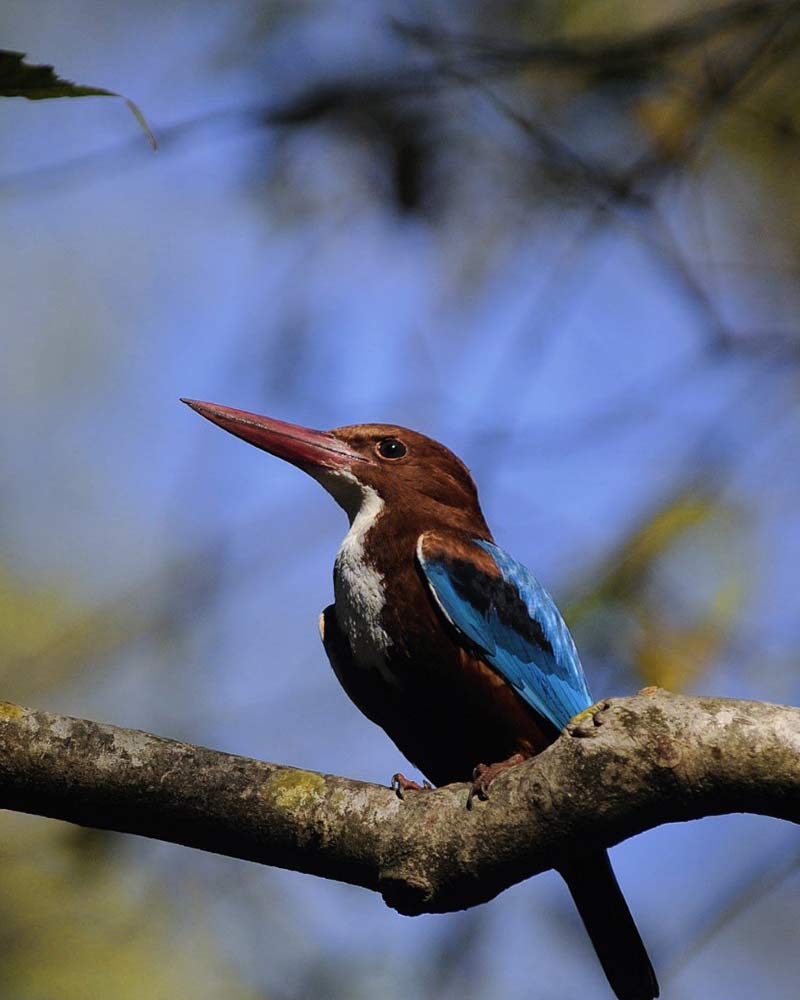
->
[376,438,407,460]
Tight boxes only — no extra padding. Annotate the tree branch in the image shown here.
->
[395,1,799,74]
[1,689,797,915]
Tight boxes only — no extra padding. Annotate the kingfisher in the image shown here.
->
[182,398,658,1000]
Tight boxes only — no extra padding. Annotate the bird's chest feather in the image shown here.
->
[333,491,395,682]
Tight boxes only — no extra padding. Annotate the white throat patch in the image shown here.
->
[317,470,394,680]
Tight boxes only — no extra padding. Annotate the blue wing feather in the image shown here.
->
[417,534,592,731]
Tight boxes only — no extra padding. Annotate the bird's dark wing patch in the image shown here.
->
[417,532,592,730]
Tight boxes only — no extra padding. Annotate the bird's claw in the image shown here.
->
[569,699,612,738]
[467,769,489,809]
[391,772,432,799]
[467,753,526,810]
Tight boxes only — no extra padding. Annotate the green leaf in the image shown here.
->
[0,50,156,148]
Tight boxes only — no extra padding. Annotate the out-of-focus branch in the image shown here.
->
[1,690,797,916]
[394,1,800,74]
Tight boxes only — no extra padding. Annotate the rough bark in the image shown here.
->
[0,689,798,915]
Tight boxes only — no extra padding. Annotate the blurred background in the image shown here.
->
[2,1,799,997]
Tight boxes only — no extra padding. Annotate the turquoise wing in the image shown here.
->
[417,533,592,731]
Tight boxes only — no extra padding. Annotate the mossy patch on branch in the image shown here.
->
[265,769,325,813]
[0,701,25,721]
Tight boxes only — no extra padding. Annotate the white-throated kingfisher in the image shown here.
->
[183,398,658,1000]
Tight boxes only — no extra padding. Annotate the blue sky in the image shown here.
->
[2,3,799,998]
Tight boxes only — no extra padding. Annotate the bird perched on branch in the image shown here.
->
[183,398,658,1000]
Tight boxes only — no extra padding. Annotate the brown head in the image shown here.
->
[182,399,491,538]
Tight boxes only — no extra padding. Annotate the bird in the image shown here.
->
[182,397,659,1000]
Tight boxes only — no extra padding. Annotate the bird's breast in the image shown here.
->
[333,495,395,685]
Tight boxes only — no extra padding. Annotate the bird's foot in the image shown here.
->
[391,772,433,800]
[568,699,612,737]
[467,753,527,809]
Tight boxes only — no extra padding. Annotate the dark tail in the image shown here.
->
[560,851,659,1000]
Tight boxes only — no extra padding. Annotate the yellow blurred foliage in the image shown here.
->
[0,564,143,700]
[636,89,702,160]
[0,814,261,1000]
[0,567,74,665]
[636,575,744,689]
[0,564,263,998]
[570,489,746,691]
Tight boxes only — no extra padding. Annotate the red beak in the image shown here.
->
[181,399,365,472]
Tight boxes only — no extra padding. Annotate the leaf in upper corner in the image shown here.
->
[0,50,156,148]
[0,49,115,99]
